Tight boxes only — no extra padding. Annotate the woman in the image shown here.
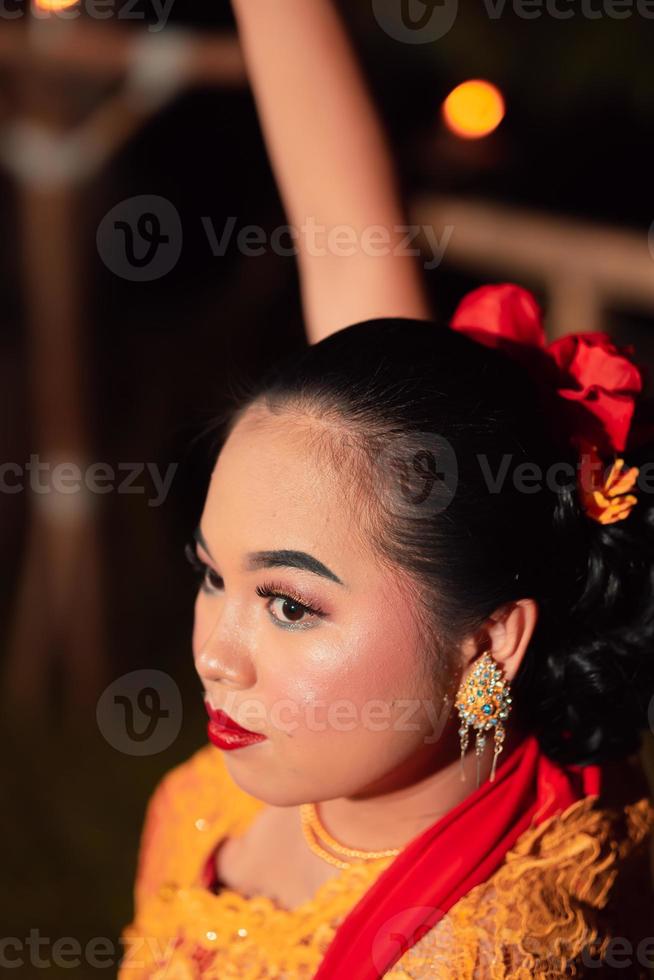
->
[118,2,654,977]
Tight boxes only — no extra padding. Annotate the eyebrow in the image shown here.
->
[193,526,346,587]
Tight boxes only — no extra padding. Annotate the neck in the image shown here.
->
[313,723,528,853]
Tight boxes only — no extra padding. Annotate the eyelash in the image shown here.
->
[183,541,327,627]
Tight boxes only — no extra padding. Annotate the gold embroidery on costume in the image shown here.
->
[119,744,396,979]
[119,744,654,979]
[386,795,654,979]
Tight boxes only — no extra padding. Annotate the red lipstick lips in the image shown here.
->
[204,699,268,750]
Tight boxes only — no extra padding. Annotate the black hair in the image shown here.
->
[206,317,654,767]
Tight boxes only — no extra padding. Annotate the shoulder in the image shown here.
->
[386,792,654,979]
[131,743,264,913]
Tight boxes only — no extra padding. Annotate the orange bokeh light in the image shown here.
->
[442,80,506,140]
[33,0,79,10]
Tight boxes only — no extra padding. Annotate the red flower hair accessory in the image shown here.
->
[449,284,643,525]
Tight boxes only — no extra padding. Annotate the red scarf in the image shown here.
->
[313,731,601,979]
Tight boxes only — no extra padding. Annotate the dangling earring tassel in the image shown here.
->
[489,723,506,782]
[459,722,469,782]
[474,730,487,790]
[454,650,513,789]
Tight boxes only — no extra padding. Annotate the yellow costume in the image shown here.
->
[119,742,654,978]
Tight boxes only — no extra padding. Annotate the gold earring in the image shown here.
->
[455,651,512,788]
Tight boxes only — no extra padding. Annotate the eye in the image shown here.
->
[183,541,327,628]
[256,582,326,630]
[184,542,223,595]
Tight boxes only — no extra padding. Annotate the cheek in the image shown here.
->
[252,628,435,802]
[260,606,426,743]
[335,601,426,703]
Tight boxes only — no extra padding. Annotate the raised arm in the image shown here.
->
[230,0,433,344]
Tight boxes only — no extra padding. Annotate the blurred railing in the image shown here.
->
[414,194,654,338]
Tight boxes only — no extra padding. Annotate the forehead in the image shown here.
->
[202,409,354,550]
[200,408,426,632]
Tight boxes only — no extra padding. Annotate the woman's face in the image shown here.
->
[192,407,455,806]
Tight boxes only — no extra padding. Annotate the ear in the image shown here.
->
[460,598,539,685]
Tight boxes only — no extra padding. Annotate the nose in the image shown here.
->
[193,614,257,691]
[195,647,255,690]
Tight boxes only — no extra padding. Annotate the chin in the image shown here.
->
[225,756,326,808]
[222,752,281,801]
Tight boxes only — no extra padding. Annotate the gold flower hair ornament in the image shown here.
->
[448,283,645,529]
[577,441,640,525]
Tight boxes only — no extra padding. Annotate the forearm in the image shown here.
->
[231,0,432,341]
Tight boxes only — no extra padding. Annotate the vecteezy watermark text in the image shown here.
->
[0,930,178,970]
[201,215,454,272]
[217,691,451,745]
[96,195,454,281]
[367,430,654,522]
[372,0,654,45]
[0,455,177,508]
[0,0,175,31]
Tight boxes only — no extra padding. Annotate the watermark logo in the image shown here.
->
[97,669,182,755]
[371,906,447,973]
[97,195,182,282]
[372,431,459,521]
[372,0,459,43]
